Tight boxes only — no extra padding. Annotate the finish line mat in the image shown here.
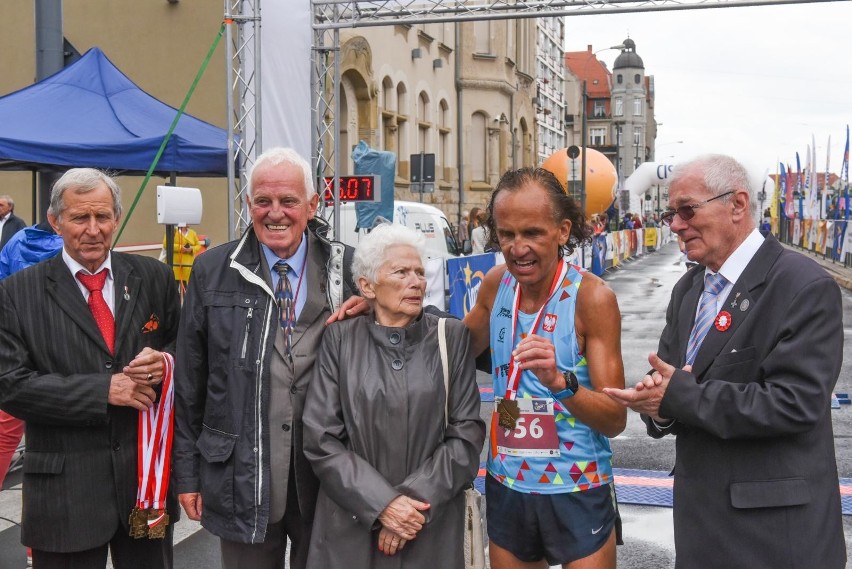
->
[473,463,852,515]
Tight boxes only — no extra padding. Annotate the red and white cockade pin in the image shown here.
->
[715,310,732,331]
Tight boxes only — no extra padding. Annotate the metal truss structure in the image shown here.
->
[312,0,846,29]
[226,0,848,236]
[225,0,261,240]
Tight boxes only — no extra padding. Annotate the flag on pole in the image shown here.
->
[796,152,804,219]
[823,135,831,219]
[843,125,850,220]
[785,162,794,219]
[771,161,779,221]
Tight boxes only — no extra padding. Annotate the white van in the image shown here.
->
[323,200,463,261]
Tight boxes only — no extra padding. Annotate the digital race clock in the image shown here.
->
[322,176,380,203]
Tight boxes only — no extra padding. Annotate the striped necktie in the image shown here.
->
[274,261,294,354]
[685,272,728,365]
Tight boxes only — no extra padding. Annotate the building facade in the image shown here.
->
[534,17,566,164]
[565,39,657,213]
[337,18,538,226]
[0,4,541,243]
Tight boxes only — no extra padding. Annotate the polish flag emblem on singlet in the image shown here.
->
[542,313,558,333]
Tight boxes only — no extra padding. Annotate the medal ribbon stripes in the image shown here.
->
[130,353,175,539]
[493,260,569,435]
[504,259,568,402]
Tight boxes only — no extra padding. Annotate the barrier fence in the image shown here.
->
[446,226,674,318]
[776,218,852,269]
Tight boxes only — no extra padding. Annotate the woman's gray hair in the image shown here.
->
[249,147,315,199]
[352,223,427,288]
[670,154,756,217]
[48,168,122,220]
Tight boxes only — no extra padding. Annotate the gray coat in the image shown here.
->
[303,313,485,569]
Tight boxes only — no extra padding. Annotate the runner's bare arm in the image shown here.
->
[463,264,504,357]
[566,274,626,438]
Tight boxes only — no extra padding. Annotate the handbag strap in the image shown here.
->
[438,317,449,428]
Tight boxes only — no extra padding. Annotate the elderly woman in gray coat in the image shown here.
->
[303,223,485,568]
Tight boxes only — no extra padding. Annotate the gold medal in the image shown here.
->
[129,507,149,539]
[146,508,170,540]
[497,399,520,430]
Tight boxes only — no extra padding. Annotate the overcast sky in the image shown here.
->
[564,2,852,183]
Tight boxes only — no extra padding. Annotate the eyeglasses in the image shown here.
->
[660,191,734,226]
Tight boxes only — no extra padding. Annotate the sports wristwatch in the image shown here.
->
[550,370,579,400]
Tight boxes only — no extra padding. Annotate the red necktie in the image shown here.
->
[76,270,115,354]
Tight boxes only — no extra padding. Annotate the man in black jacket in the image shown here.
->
[604,154,845,568]
[0,195,27,249]
[173,147,357,569]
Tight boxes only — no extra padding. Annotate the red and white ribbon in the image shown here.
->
[135,353,175,518]
[504,260,569,401]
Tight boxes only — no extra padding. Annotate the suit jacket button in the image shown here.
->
[282,424,291,431]
[389,333,401,345]
[290,385,298,394]
[392,359,404,370]
[105,361,113,369]
[112,442,120,451]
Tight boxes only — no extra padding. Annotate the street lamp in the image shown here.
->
[581,44,626,214]
[654,140,684,161]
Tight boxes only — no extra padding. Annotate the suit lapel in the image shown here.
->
[112,255,142,357]
[45,256,111,354]
[690,235,781,378]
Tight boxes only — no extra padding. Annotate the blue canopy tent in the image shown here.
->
[0,47,228,176]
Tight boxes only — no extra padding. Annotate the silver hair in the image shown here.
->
[0,195,14,209]
[248,147,315,199]
[352,223,427,288]
[48,168,122,220]
[670,154,756,217]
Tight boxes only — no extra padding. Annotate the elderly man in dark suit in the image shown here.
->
[0,169,179,568]
[0,194,27,249]
[173,147,357,569]
[605,154,846,568]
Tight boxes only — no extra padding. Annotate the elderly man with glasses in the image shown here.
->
[604,154,846,568]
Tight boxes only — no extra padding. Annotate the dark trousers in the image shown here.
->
[220,467,311,569]
[31,523,173,569]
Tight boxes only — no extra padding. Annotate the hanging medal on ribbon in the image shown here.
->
[129,353,175,539]
[495,260,568,431]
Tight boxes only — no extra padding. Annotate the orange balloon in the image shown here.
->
[541,147,617,215]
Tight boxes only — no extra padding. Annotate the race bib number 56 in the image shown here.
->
[494,397,560,457]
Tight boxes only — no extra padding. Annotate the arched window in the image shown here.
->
[381,77,395,153]
[396,83,409,164]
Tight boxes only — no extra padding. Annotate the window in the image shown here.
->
[590,128,606,146]
[593,101,606,118]
[614,98,623,117]
[439,99,450,181]
[474,20,491,54]
[617,74,623,84]
[418,91,430,154]
[634,73,641,84]
[471,112,487,182]
[396,83,409,161]
[633,127,643,147]
[633,98,643,117]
